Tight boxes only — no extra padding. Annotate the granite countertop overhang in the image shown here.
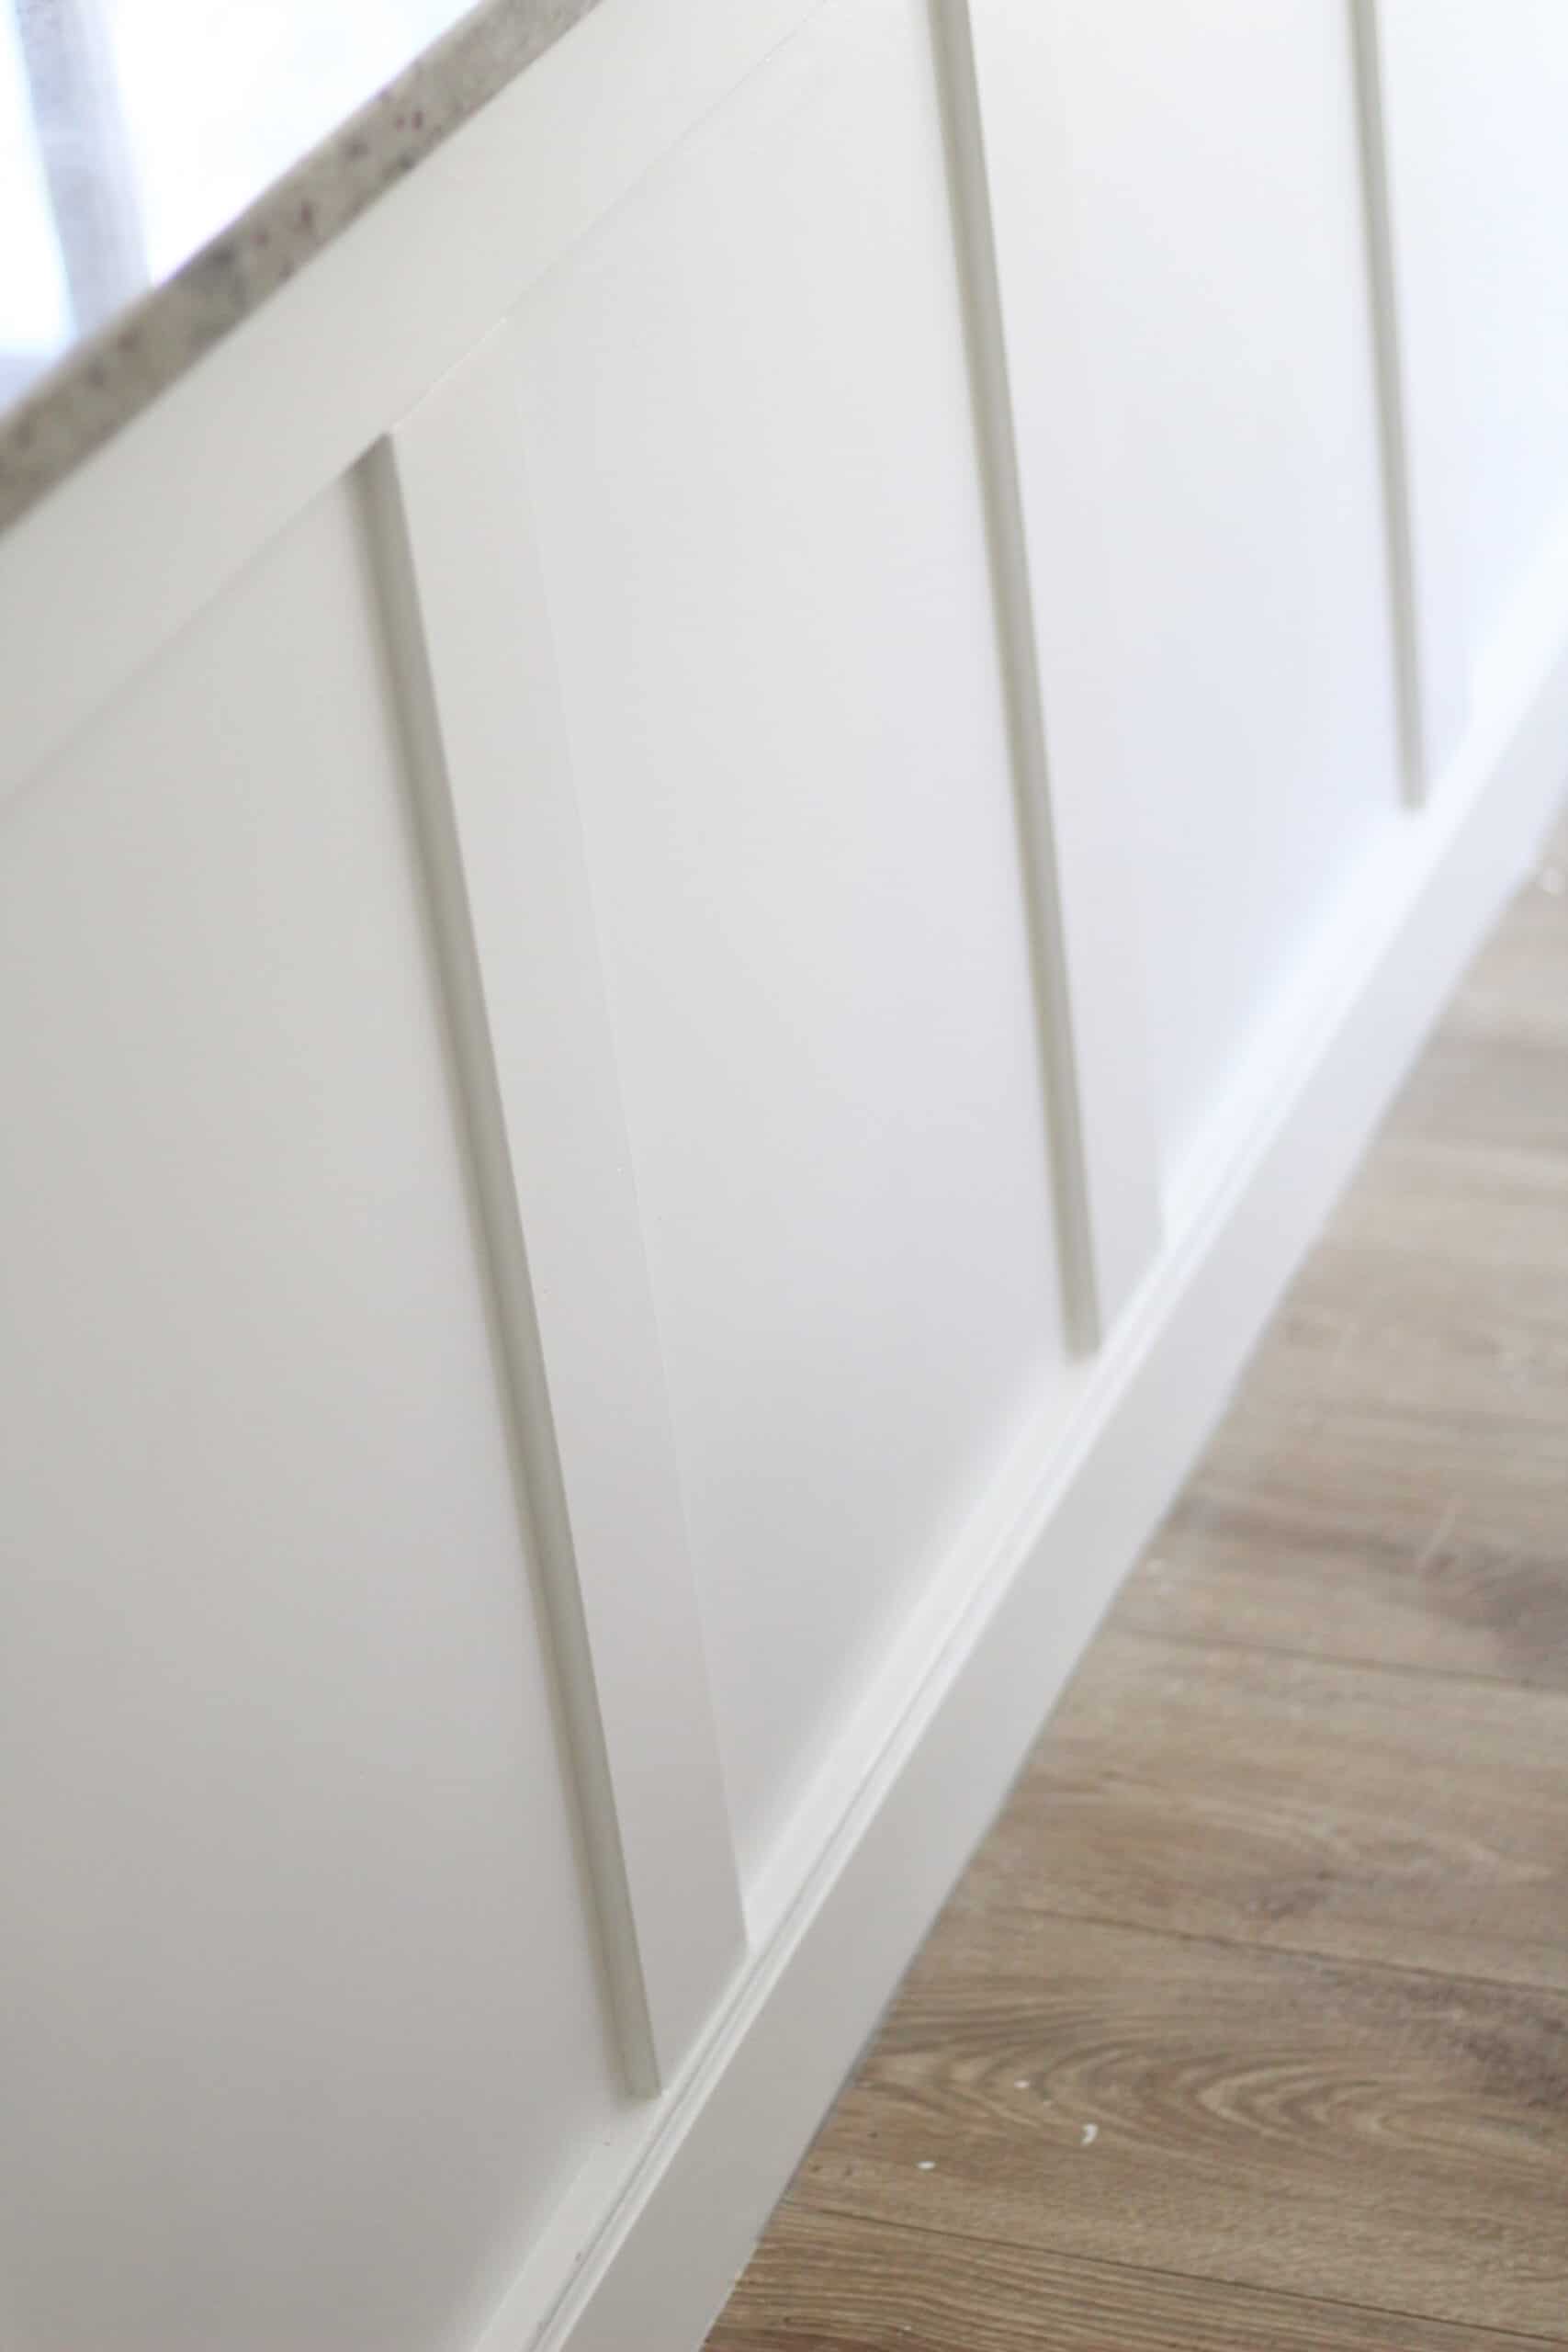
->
[0,0,604,536]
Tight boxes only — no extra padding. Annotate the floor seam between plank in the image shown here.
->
[1108,1619,1568,1703]
[939,1898,1568,2007]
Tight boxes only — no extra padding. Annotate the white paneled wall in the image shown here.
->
[0,481,625,2352]
[3,4,1567,2350]
[971,0,1404,1193]
[1374,0,1568,742]
[505,0,1069,1894]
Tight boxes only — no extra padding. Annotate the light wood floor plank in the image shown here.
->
[712,2204,1568,2352]
[956,1630,1568,1992]
[788,1915,1568,2337]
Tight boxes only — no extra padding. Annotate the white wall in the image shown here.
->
[506,0,1071,1896]
[0,481,625,2352]
[1377,0,1568,739]
[5,1,1568,2348]
[973,0,1404,1192]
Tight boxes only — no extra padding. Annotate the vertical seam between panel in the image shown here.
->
[1348,0,1428,804]
[356,435,663,2098]
[928,0,1101,1351]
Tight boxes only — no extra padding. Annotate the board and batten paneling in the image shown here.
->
[0,477,627,2352]
[500,0,1077,1899]
[373,352,746,2095]
[969,0,1405,1197]
[1370,0,1568,757]
[6,1,1568,2347]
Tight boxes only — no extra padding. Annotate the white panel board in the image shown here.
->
[0,481,623,2352]
[970,0,1404,1195]
[377,346,746,2092]
[505,0,1073,1894]
[1375,0,1568,749]
[931,0,1163,1345]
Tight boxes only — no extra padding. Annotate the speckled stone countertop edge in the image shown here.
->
[0,0,605,540]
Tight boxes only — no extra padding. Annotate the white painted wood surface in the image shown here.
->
[2,2,1566,2348]
[930,0,1162,1346]
[1346,0,1427,801]
[1373,0,1568,755]
[968,0,1404,1198]
[0,481,626,2352]
[374,350,745,2090]
[502,0,1072,1894]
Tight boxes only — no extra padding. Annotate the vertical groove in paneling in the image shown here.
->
[1348,0,1428,805]
[355,441,663,2099]
[927,0,1102,1351]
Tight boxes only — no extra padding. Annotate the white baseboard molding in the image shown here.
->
[467,631,1568,2352]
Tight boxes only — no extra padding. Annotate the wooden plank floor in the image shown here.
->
[707,822,1568,2352]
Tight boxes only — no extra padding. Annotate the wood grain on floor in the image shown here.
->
[708,2207,1568,2352]
[792,1915,1568,2335]
[958,1632,1568,1992]
[709,831,1568,2350]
